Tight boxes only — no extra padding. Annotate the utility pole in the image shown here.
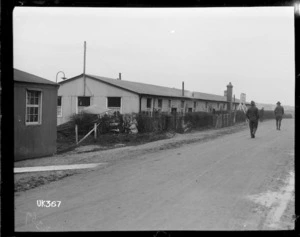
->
[83,41,86,96]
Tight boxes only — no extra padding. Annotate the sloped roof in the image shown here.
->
[14,68,58,86]
[193,92,243,104]
[193,91,227,102]
[88,74,186,98]
[60,73,247,103]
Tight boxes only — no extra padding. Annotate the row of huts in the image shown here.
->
[14,68,249,160]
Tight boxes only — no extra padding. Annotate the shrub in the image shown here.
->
[69,112,125,135]
[69,113,98,134]
[184,112,213,128]
[283,113,293,118]
[262,110,293,119]
[235,110,247,123]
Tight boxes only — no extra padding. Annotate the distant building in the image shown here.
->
[14,69,59,161]
[57,73,248,125]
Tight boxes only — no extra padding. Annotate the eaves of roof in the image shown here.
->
[58,74,84,85]
[59,74,140,95]
[87,75,140,95]
[14,68,59,87]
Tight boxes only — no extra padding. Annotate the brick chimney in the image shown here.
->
[182,81,184,96]
[118,73,122,80]
[227,82,233,111]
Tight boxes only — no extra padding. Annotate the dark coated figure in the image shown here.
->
[274,101,284,130]
[246,101,260,138]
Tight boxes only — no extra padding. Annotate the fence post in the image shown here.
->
[75,124,78,144]
[94,123,97,139]
[233,111,236,124]
[227,114,229,126]
[174,112,177,131]
[226,114,229,126]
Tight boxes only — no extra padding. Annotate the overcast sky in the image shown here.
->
[13,7,295,106]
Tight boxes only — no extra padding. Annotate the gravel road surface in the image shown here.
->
[15,119,294,231]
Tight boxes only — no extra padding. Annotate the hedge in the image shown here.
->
[62,109,293,136]
[261,110,293,119]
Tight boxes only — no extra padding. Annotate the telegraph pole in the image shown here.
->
[83,41,86,96]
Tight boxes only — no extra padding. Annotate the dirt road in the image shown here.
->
[15,119,295,231]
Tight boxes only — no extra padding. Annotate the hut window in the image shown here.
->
[147,98,152,108]
[181,100,185,108]
[158,99,162,108]
[57,96,62,117]
[78,97,90,106]
[168,100,171,108]
[26,90,42,124]
[78,96,90,113]
[107,97,121,108]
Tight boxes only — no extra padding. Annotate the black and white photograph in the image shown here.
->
[11,4,296,232]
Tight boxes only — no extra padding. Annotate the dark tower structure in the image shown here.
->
[227,82,233,111]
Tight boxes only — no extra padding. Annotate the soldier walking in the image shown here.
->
[246,101,260,138]
[274,101,284,130]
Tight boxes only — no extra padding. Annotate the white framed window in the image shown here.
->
[26,90,42,125]
[57,96,62,117]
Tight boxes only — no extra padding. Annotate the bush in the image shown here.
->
[283,113,293,118]
[69,113,98,134]
[69,112,124,135]
[136,113,168,133]
[235,110,247,123]
[184,112,213,128]
[262,110,293,119]
[135,112,214,133]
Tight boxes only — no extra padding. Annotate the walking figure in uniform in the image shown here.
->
[274,101,284,130]
[246,101,260,138]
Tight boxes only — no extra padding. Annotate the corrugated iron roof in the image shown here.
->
[192,91,227,102]
[61,73,247,103]
[88,74,246,103]
[14,69,58,86]
[87,74,186,98]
